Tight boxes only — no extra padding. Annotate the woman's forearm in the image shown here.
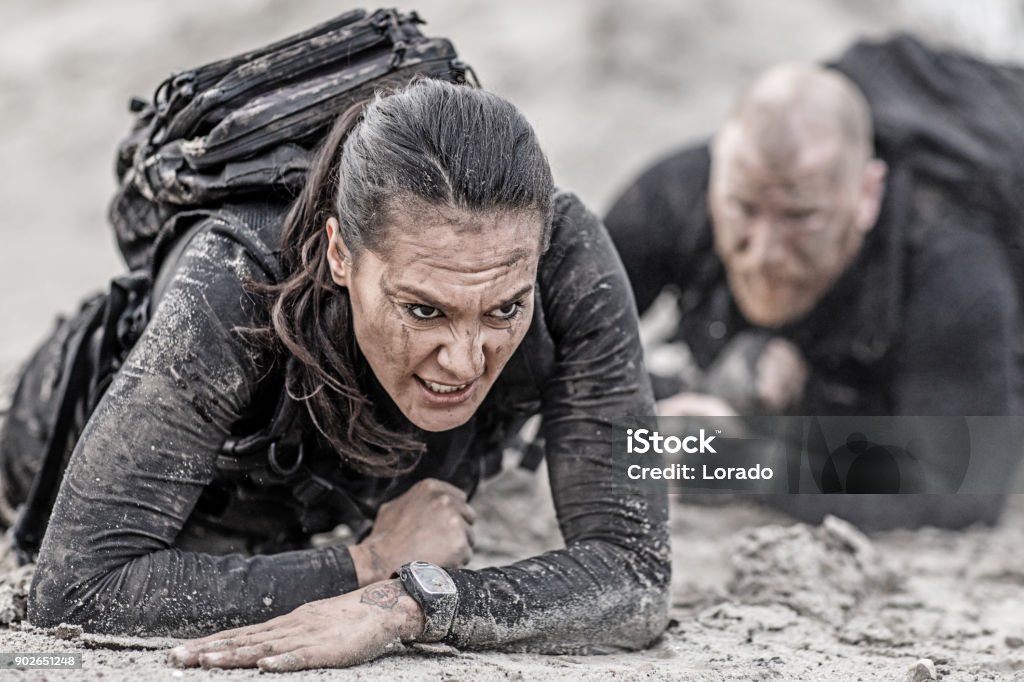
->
[442,521,670,652]
[30,541,361,636]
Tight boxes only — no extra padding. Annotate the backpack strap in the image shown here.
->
[10,297,105,563]
[9,276,151,565]
[215,372,377,538]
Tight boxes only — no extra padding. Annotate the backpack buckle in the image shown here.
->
[267,441,304,477]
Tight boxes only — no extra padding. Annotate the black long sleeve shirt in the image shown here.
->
[29,191,671,649]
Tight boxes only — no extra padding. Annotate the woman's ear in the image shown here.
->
[325,217,352,287]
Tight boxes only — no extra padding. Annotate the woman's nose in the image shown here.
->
[436,327,486,381]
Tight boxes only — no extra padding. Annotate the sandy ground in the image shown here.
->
[2,478,1024,681]
[3,1,1024,680]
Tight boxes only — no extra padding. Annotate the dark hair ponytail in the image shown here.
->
[262,101,424,475]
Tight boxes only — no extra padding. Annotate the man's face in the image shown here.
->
[708,124,882,327]
[327,208,541,432]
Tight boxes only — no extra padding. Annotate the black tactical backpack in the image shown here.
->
[0,8,473,563]
[832,34,1024,308]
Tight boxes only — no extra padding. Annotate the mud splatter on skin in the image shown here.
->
[343,208,540,432]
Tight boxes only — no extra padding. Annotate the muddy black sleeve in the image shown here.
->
[442,192,671,652]
[29,220,359,636]
[897,224,1022,417]
[768,225,1022,528]
[604,145,712,314]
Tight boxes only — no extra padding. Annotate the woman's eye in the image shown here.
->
[490,302,523,321]
[407,304,442,321]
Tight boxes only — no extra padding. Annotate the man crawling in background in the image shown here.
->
[605,36,1024,529]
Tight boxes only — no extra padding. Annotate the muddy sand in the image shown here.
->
[2,473,1023,680]
[3,1,1024,680]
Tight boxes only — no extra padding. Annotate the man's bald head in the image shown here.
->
[718,63,874,174]
[707,62,887,328]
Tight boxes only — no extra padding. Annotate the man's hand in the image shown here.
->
[754,338,808,412]
[350,478,475,586]
[656,392,739,417]
[166,580,426,672]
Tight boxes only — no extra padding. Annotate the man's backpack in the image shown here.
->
[833,34,1024,306]
[0,8,473,564]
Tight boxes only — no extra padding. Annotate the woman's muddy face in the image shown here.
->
[326,208,542,432]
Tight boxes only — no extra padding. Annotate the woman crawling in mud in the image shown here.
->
[6,78,670,671]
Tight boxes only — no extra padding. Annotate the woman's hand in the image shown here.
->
[350,478,475,586]
[167,579,426,672]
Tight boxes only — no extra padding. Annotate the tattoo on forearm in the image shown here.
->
[360,580,404,610]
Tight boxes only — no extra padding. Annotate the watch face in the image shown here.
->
[410,561,457,596]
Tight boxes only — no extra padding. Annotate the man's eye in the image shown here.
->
[490,302,523,321]
[407,304,442,320]
[733,199,756,217]
[785,208,816,222]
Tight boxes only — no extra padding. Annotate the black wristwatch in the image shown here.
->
[397,561,458,642]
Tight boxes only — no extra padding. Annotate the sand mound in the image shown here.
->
[728,515,897,626]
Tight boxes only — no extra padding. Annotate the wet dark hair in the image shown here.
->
[261,79,554,475]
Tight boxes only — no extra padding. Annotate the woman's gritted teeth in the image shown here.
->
[420,377,468,393]
[415,375,478,403]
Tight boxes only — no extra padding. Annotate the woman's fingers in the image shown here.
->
[168,620,302,667]
[425,478,468,502]
[258,646,329,673]
[189,626,257,646]
[202,634,403,671]
[168,638,235,668]
[182,613,285,647]
[168,635,265,667]
[359,476,477,573]
[198,637,308,669]
[168,589,417,672]
[257,641,403,673]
